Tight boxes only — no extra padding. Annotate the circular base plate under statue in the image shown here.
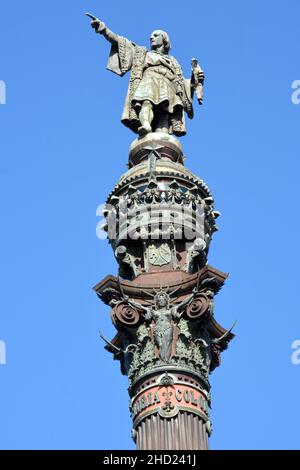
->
[129,132,184,167]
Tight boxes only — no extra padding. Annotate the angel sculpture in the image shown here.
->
[128,289,194,362]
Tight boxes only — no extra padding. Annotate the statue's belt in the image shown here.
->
[143,65,176,82]
[154,326,173,337]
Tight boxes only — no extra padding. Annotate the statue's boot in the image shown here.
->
[138,123,152,136]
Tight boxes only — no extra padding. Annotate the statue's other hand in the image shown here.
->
[91,18,106,34]
[197,70,205,82]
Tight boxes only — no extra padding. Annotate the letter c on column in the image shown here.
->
[175,388,182,402]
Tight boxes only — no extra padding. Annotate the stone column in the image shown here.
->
[94,132,234,450]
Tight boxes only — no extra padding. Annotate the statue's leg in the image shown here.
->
[155,329,173,362]
[138,100,153,136]
[155,110,169,134]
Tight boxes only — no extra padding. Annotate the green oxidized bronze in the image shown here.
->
[87,13,235,450]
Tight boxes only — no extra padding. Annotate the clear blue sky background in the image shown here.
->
[0,0,299,450]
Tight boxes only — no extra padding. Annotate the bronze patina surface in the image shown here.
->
[87,14,234,450]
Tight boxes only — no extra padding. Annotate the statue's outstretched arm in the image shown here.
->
[127,298,148,313]
[176,293,194,311]
[86,13,119,45]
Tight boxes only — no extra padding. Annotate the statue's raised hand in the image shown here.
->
[92,19,106,34]
[85,13,106,34]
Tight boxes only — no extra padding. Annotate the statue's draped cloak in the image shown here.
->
[106,36,193,136]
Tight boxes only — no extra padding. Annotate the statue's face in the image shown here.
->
[150,30,165,50]
[157,294,168,308]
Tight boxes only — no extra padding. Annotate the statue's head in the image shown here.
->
[150,30,171,54]
[155,291,169,308]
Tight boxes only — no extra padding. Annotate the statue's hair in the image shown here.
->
[152,30,172,53]
[161,30,171,53]
[154,289,170,306]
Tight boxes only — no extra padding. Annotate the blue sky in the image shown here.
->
[0,0,299,450]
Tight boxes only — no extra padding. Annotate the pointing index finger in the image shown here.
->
[85,12,97,21]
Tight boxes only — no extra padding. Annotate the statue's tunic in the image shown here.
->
[106,36,193,136]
